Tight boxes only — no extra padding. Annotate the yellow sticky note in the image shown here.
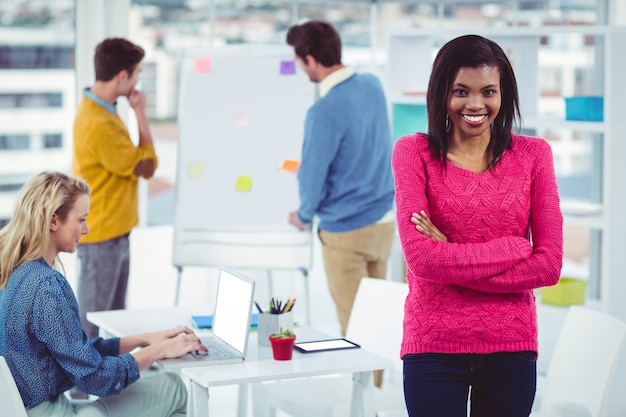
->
[281,159,300,173]
[187,162,204,179]
[235,175,253,192]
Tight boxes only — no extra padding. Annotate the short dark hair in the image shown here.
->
[426,34,520,168]
[286,20,341,67]
[94,38,145,82]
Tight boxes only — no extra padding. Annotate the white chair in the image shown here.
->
[252,277,409,417]
[1,356,28,417]
[531,305,626,417]
[1,355,92,415]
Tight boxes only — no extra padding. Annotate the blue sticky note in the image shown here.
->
[280,60,296,75]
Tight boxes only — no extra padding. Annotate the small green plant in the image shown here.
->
[270,327,295,339]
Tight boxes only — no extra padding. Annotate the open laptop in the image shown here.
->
[156,267,256,369]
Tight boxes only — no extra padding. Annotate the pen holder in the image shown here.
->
[257,311,294,347]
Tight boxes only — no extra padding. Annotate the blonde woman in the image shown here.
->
[0,171,206,417]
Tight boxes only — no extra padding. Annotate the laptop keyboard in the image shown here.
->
[200,336,232,358]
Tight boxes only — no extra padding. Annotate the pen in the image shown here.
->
[254,301,264,314]
[282,298,293,313]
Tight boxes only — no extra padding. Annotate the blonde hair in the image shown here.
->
[0,171,90,289]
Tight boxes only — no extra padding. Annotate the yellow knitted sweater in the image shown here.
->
[73,97,158,243]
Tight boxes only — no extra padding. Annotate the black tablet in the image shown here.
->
[294,338,360,353]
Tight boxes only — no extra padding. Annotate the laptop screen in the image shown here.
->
[211,268,255,354]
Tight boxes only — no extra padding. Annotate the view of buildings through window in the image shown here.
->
[0,0,74,227]
[0,1,602,285]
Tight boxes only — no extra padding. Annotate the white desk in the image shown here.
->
[87,307,391,417]
[87,305,213,339]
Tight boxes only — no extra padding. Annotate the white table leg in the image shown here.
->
[237,383,249,417]
[188,380,209,417]
[350,370,375,417]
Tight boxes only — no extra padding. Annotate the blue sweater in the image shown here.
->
[297,72,394,232]
[0,258,139,407]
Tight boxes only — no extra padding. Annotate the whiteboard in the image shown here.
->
[172,45,314,269]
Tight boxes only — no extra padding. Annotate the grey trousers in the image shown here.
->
[27,372,187,417]
[76,234,130,338]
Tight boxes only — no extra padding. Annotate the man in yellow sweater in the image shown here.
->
[73,38,158,339]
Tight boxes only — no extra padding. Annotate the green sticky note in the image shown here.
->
[235,175,253,192]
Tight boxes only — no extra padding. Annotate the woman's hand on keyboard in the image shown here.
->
[155,332,208,359]
[129,326,208,369]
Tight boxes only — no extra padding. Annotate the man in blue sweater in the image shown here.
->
[286,20,395,339]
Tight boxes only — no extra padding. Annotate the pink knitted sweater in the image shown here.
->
[392,133,563,357]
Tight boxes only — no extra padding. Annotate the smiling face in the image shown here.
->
[48,193,90,259]
[447,65,502,142]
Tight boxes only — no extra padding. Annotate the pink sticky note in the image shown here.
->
[280,60,296,75]
[194,58,212,73]
[235,112,250,127]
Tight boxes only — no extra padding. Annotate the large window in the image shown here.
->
[129,0,600,118]
[0,1,75,224]
[124,0,601,226]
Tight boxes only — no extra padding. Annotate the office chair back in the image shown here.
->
[346,277,408,378]
[537,306,626,417]
[0,356,28,417]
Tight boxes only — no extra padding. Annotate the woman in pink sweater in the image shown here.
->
[392,34,563,416]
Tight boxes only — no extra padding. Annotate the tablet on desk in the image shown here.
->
[294,338,360,353]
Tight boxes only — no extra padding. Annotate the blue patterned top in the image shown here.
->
[0,258,140,407]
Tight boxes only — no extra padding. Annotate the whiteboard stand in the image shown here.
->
[174,265,183,306]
